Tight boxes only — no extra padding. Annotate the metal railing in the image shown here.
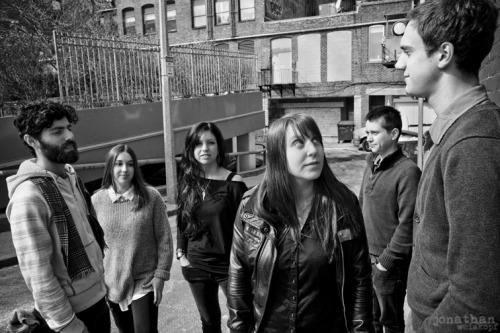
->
[259,68,297,85]
[53,33,258,108]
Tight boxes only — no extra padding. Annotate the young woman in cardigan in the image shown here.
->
[177,122,248,333]
[91,144,173,333]
[227,114,374,333]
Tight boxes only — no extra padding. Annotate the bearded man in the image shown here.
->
[7,102,109,333]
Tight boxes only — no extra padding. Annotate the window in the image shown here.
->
[297,34,321,83]
[167,9,176,32]
[192,0,206,28]
[327,31,352,81]
[238,40,254,53]
[215,0,230,25]
[239,0,255,21]
[271,38,292,84]
[123,8,136,35]
[215,43,229,50]
[143,5,155,34]
[369,25,384,62]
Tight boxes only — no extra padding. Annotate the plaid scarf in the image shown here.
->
[30,176,106,282]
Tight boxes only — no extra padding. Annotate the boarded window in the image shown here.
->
[327,31,352,81]
[297,34,321,83]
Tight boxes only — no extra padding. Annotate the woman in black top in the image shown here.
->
[177,121,248,333]
[227,114,373,333]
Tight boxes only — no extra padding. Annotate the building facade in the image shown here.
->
[110,0,427,137]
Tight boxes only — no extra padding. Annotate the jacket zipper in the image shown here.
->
[339,241,349,331]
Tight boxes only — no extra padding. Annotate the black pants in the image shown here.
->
[108,292,158,333]
[182,265,228,333]
[372,261,409,333]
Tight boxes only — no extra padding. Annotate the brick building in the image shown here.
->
[110,0,500,137]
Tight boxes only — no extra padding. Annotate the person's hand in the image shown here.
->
[81,326,90,333]
[376,262,387,272]
[179,255,191,268]
[143,277,165,307]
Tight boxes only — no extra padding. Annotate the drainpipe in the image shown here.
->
[231,0,237,37]
[207,0,214,40]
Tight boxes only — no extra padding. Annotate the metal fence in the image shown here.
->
[53,33,258,108]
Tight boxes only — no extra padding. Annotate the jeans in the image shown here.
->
[372,261,409,333]
[108,292,158,333]
[182,265,228,333]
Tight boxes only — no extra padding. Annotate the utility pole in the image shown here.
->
[158,0,177,203]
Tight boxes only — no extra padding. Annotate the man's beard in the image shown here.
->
[39,139,79,164]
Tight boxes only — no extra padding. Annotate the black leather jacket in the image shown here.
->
[227,189,374,333]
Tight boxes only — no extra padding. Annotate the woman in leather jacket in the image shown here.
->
[227,114,373,333]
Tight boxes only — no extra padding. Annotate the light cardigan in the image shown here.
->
[91,186,173,306]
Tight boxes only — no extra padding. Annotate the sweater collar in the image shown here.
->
[367,147,406,172]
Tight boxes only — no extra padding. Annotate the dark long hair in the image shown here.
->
[251,114,362,259]
[100,144,150,211]
[177,122,228,238]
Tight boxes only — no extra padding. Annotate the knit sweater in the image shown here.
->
[408,101,500,332]
[91,186,173,305]
[359,148,421,270]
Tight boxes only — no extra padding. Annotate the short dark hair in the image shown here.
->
[408,0,498,75]
[13,102,79,157]
[366,106,402,139]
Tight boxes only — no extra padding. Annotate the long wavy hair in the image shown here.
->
[100,144,150,211]
[177,122,228,238]
[250,114,362,259]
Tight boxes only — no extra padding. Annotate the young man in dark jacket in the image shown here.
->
[395,1,500,332]
[359,106,421,333]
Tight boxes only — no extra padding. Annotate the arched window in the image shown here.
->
[238,40,254,53]
[271,38,292,84]
[215,43,229,50]
[369,25,384,62]
[143,5,155,34]
[123,8,135,35]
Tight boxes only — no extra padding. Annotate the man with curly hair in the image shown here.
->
[6,102,110,333]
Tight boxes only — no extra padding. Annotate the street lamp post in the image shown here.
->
[158,0,177,203]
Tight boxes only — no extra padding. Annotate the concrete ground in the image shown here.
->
[0,140,412,332]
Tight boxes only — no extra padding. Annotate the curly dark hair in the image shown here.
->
[176,122,228,238]
[13,102,79,157]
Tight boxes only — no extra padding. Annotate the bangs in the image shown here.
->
[286,115,323,146]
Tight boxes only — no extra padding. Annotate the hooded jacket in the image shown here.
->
[6,159,106,333]
[227,187,374,333]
